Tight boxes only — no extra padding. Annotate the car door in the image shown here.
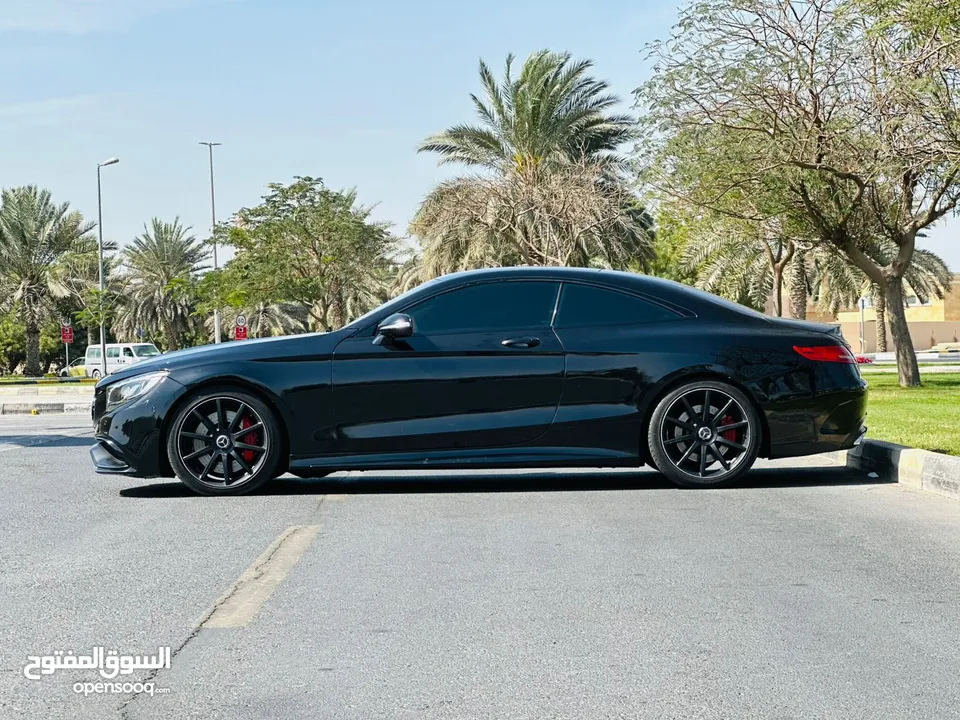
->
[106,346,121,374]
[122,346,136,367]
[85,348,100,376]
[331,279,564,455]
[546,282,687,449]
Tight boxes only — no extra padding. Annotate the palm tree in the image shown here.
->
[0,186,95,375]
[208,303,307,339]
[412,51,652,276]
[391,254,426,296]
[682,216,799,314]
[116,218,208,350]
[421,51,634,173]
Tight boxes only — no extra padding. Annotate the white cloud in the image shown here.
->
[0,0,233,34]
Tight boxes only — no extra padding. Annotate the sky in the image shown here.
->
[0,0,956,270]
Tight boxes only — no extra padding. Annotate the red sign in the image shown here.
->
[61,326,74,344]
[235,326,248,340]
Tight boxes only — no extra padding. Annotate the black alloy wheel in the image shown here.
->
[166,388,282,496]
[647,380,760,487]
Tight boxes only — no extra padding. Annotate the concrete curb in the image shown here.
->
[823,440,960,502]
[0,386,95,396]
[0,401,90,415]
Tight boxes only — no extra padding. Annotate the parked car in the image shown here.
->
[90,267,868,496]
[85,343,161,378]
[59,357,87,377]
[855,355,874,364]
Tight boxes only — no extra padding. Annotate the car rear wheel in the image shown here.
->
[647,380,760,488]
[91,369,101,379]
[166,388,283,496]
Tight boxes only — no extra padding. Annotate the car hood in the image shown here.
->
[98,331,345,386]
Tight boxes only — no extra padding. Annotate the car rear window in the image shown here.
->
[555,283,680,328]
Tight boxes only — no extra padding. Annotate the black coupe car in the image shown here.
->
[90,267,867,495]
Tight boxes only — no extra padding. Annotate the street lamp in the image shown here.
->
[97,157,119,378]
[199,141,222,343]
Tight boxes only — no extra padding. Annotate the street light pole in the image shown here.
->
[200,141,222,343]
[96,157,119,378]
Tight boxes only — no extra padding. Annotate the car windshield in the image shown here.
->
[133,344,160,357]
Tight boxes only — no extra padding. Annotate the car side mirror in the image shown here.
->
[373,313,413,345]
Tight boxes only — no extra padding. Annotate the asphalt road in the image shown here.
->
[2,415,960,719]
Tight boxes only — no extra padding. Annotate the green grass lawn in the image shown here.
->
[865,373,960,455]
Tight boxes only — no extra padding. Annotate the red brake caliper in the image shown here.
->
[720,415,737,442]
[240,415,256,463]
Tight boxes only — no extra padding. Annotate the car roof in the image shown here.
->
[424,266,767,321]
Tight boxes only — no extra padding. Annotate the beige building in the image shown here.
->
[833,275,960,353]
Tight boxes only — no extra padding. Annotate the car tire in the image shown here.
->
[647,379,761,488]
[166,387,284,496]
[91,369,101,379]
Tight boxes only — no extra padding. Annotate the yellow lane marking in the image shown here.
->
[202,524,320,629]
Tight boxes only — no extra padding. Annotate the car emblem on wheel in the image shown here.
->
[216,435,230,450]
[697,426,713,441]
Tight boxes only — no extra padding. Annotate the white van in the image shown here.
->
[85,343,161,378]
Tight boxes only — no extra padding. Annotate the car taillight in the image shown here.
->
[793,345,856,363]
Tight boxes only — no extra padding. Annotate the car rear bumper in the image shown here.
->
[768,389,868,459]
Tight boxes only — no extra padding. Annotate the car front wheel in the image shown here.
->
[166,388,283,496]
[647,380,760,488]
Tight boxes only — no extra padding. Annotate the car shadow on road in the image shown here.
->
[119,465,889,499]
[0,434,92,449]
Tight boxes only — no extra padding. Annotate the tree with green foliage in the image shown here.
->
[115,218,208,350]
[218,177,397,331]
[413,51,653,276]
[638,0,960,386]
[0,311,67,374]
[681,215,801,314]
[0,186,96,376]
[646,207,696,284]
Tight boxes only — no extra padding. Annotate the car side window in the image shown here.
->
[107,347,120,359]
[555,283,680,328]
[88,348,100,360]
[123,347,135,358]
[405,281,560,335]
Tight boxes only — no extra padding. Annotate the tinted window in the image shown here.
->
[87,348,101,360]
[134,344,160,357]
[555,283,679,328]
[107,347,120,358]
[407,281,559,335]
[123,347,135,357]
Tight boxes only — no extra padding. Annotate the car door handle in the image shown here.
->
[501,337,540,349]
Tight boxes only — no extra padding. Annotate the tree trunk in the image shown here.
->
[788,256,807,320]
[772,267,783,317]
[24,321,41,377]
[164,316,180,351]
[883,279,920,387]
[328,279,345,329]
[875,291,887,353]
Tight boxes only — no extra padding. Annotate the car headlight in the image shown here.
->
[105,371,168,410]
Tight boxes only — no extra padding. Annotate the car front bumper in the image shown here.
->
[90,375,185,478]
